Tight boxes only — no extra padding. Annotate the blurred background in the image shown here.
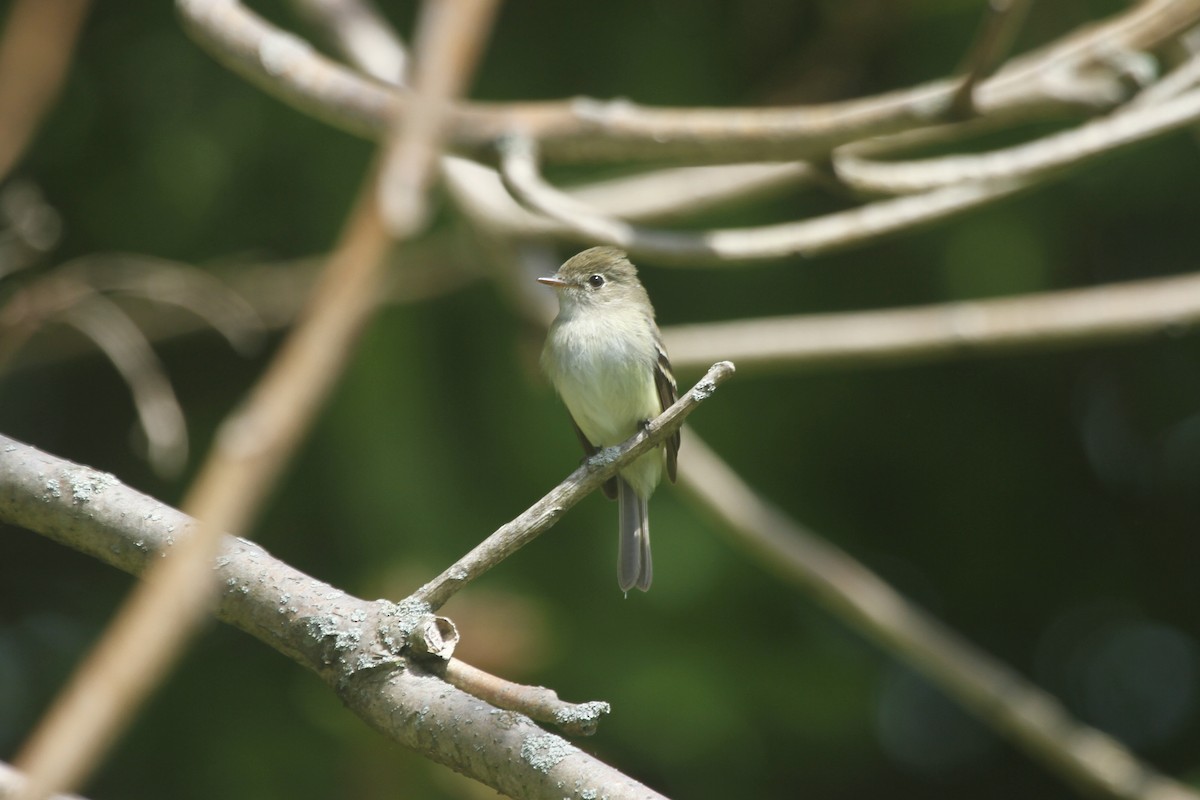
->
[2,0,1200,797]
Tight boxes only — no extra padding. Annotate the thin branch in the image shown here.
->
[834,86,1200,194]
[0,0,92,181]
[663,269,1200,374]
[58,295,189,477]
[497,135,1028,263]
[177,0,1200,164]
[441,659,611,737]
[414,360,736,611]
[442,155,817,239]
[675,431,1200,800]
[289,0,408,84]
[73,255,265,357]
[10,0,492,795]
[0,435,666,800]
[950,0,1033,118]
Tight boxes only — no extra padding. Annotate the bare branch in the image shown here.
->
[0,435,666,800]
[497,135,1028,263]
[58,295,188,477]
[72,255,265,357]
[414,360,736,611]
[676,431,1200,800]
[950,0,1033,118]
[834,86,1200,195]
[0,0,91,181]
[378,0,498,235]
[10,0,495,795]
[0,763,85,800]
[663,270,1200,374]
[442,155,817,239]
[441,659,611,737]
[177,0,1200,164]
[289,0,407,83]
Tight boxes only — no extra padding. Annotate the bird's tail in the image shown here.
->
[617,477,652,592]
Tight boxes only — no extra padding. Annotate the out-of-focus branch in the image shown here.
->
[58,295,188,477]
[177,0,1200,164]
[378,0,497,235]
[0,435,665,800]
[10,0,494,796]
[0,763,84,800]
[663,270,1200,374]
[443,156,817,238]
[497,135,1027,263]
[414,360,736,611]
[289,0,407,83]
[950,0,1032,117]
[0,0,91,181]
[834,86,1200,194]
[676,431,1200,800]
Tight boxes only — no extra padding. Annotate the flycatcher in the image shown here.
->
[538,247,679,592]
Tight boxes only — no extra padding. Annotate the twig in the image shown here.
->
[675,431,1200,800]
[950,0,1033,118]
[177,0,1200,164]
[289,0,408,83]
[0,0,92,181]
[662,269,1200,374]
[497,135,1028,263]
[441,659,611,737]
[834,86,1200,195]
[442,156,816,239]
[413,360,736,611]
[58,295,188,477]
[0,435,666,800]
[10,0,492,795]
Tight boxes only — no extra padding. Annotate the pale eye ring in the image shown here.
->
[587,274,605,288]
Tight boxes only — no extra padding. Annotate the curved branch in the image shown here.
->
[0,435,665,800]
[176,0,1200,163]
[442,155,817,239]
[676,431,1200,800]
[663,270,1200,374]
[835,86,1200,194]
[497,135,1028,263]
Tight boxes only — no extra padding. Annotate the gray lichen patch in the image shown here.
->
[65,468,119,504]
[553,700,611,728]
[520,732,575,774]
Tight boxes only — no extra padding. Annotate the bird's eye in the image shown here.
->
[587,274,605,288]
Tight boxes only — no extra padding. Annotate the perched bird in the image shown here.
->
[538,247,679,592]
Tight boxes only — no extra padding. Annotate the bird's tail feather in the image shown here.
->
[617,477,652,592]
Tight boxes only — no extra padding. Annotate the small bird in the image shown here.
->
[538,247,679,592]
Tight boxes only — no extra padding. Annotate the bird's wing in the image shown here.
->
[654,337,680,483]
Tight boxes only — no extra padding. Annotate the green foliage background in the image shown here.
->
[3,1,1200,798]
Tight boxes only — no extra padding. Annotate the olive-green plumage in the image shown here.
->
[539,247,678,592]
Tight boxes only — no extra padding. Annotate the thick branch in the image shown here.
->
[676,431,1200,800]
[662,270,1200,374]
[0,435,665,800]
[414,360,736,610]
[10,0,486,795]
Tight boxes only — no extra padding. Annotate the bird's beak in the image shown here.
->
[537,276,569,288]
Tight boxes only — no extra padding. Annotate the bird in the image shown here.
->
[537,246,678,592]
